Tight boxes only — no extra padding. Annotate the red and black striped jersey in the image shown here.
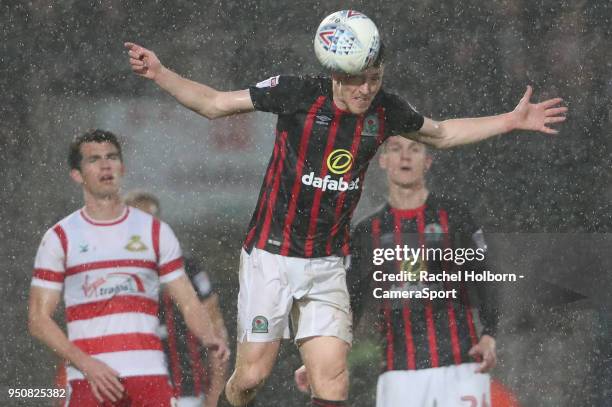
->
[244,75,424,258]
[348,194,498,371]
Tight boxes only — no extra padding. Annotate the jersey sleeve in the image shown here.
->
[347,220,375,325]
[249,75,309,114]
[157,221,186,284]
[184,257,213,299]
[383,93,425,137]
[31,228,66,291]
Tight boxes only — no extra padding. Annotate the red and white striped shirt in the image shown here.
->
[32,206,185,381]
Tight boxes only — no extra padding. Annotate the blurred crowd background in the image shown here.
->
[2,0,611,405]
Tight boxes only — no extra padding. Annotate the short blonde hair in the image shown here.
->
[124,190,160,211]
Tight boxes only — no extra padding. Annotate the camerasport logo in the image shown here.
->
[302,149,360,191]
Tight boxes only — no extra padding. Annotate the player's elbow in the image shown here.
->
[27,310,45,339]
[430,122,456,149]
[202,92,233,120]
[189,90,223,120]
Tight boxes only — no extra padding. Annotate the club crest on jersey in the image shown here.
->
[79,243,89,253]
[125,235,148,252]
[252,316,269,333]
[425,223,444,243]
[361,114,379,137]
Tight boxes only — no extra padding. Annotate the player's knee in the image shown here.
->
[310,361,349,388]
[234,363,273,391]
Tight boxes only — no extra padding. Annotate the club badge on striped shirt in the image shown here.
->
[125,235,148,252]
[361,114,379,137]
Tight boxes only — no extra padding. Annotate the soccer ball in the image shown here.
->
[314,10,381,74]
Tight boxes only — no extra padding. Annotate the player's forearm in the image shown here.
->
[206,354,228,404]
[181,301,217,344]
[433,113,516,149]
[204,295,229,342]
[154,67,224,119]
[28,314,91,371]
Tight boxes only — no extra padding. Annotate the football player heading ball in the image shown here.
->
[125,9,566,407]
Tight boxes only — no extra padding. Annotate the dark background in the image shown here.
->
[2,1,611,406]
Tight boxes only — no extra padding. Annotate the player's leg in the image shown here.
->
[292,255,353,405]
[299,336,350,402]
[224,340,280,405]
[225,248,293,405]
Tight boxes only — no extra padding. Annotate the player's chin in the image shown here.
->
[95,185,121,197]
[347,103,371,115]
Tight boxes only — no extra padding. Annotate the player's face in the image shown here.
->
[332,66,384,115]
[379,136,431,188]
[70,142,124,198]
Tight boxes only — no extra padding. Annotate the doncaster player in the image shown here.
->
[125,33,565,406]
[28,130,229,406]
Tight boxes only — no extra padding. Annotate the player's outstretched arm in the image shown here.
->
[28,286,125,403]
[164,275,230,362]
[410,86,567,149]
[124,42,255,119]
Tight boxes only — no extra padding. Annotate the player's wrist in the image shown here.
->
[479,334,496,346]
[70,351,94,373]
[501,111,518,133]
[153,66,173,86]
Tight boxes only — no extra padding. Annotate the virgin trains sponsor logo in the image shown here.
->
[82,272,145,298]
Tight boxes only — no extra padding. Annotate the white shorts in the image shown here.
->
[176,395,204,407]
[237,248,352,344]
[376,363,491,407]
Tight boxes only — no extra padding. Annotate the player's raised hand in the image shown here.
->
[469,334,497,373]
[511,85,568,135]
[124,42,162,80]
[78,356,125,403]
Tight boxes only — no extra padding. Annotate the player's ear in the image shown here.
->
[70,168,83,184]
[424,154,433,172]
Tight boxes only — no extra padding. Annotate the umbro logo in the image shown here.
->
[315,115,332,126]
